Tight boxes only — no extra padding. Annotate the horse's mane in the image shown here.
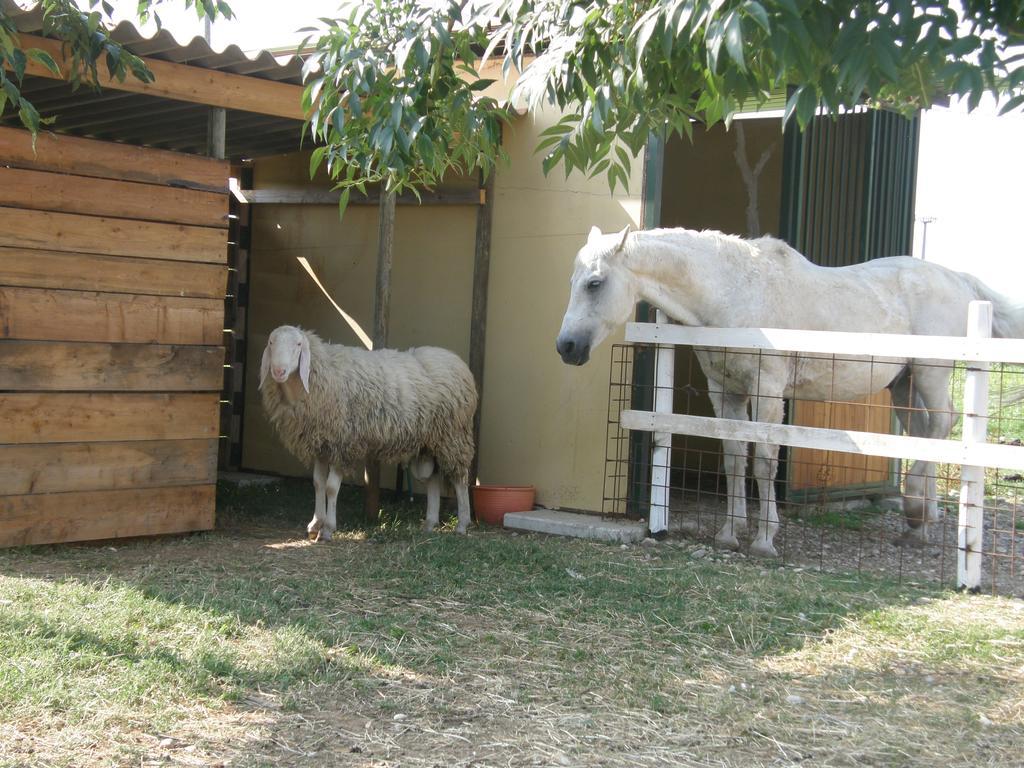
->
[643,227,808,271]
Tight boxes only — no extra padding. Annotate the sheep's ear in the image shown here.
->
[586,225,603,245]
[298,334,311,393]
[259,343,270,390]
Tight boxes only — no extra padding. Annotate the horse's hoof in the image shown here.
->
[895,529,926,548]
[749,540,779,558]
[314,529,333,543]
[422,521,437,533]
[455,523,469,535]
[715,533,740,551]
[307,519,323,534]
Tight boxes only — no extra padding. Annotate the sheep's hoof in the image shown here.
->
[749,539,779,558]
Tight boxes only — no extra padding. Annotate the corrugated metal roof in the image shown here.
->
[1,0,310,158]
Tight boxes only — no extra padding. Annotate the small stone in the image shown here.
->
[620,544,629,550]
[640,537,658,548]
[691,547,707,559]
[393,713,407,721]
[979,713,993,727]
[785,694,804,705]
[727,685,737,694]
[924,675,936,685]
[554,753,572,766]
[798,612,807,621]
[159,738,174,748]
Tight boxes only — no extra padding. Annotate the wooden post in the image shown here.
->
[206,108,226,160]
[468,171,495,493]
[958,300,992,593]
[364,189,396,523]
[648,309,674,536]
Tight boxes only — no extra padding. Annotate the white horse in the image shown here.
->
[556,226,1024,557]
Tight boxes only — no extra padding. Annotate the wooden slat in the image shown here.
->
[0,125,227,192]
[0,207,226,264]
[20,34,306,121]
[0,167,228,228]
[0,247,227,299]
[0,485,215,548]
[238,188,483,206]
[0,393,220,444]
[625,322,1024,365]
[0,287,224,345]
[0,341,224,391]
[0,440,218,495]
[620,409,1024,471]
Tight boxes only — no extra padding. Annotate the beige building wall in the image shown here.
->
[242,153,476,481]
[243,111,644,514]
[478,109,643,511]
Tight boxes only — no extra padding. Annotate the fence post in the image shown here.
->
[649,310,675,536]
[958,300,992,593]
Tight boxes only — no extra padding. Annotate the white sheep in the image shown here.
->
[259,325,478,540]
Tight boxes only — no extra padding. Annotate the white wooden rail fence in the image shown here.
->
[622,301,1024,591]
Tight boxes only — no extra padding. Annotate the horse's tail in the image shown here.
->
[963,273,1024,339]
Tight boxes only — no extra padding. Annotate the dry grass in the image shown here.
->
[1,478,1023,767]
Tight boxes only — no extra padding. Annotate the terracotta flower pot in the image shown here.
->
[472,484,536,526]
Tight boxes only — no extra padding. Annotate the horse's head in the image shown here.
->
[556,225,635,366]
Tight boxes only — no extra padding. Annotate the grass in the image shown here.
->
[1,478,1023,766]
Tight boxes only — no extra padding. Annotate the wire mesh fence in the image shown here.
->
[604,343,1024,596]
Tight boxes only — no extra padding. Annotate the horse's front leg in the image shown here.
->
[749,395,785,558]
[709,379,751,550]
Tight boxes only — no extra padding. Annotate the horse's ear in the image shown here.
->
[587,225,603,245]
[614,225,631,253]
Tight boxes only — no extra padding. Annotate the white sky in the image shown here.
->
[88,2,1023,295]
[913,97,1024,292]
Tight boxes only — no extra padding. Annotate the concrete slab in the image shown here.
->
[503,508,647,544]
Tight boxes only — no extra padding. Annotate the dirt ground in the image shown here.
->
[663,490,1024,597]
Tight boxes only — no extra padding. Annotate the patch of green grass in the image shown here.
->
[785,502,886,530]
[1,480,1022,767]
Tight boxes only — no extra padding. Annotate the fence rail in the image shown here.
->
[621,301,1024,592]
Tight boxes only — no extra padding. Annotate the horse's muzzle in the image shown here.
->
[556,335,591,366]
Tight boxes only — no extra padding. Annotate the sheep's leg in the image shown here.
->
[308,457,328,537]
[454,482,471,535]
[317,465,342,543]
[423,474,442,532]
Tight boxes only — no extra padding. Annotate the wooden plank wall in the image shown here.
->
[0,126,228,547]
[789,390,894,493]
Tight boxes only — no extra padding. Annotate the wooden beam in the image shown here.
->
[0,341,224,391]
[0,484,215,548]
[0,286,224,345]
[0,392,220,444]
[0,125,227,192]
[236,188,483,206]
[469,170,496,489]
[0,167,229,228]
[0,439,218,495]
[0,247,228,299]
[0,207,227,263]
[364,189,397,524]
[18,33,307,121]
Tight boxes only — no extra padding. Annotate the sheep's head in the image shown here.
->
[260,325,311,393]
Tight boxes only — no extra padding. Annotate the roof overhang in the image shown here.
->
[1,1,310,159]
